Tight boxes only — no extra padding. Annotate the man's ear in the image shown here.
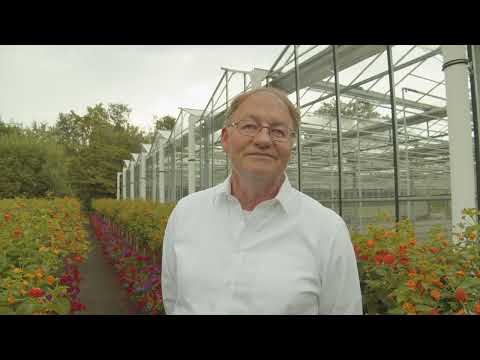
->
[221,127,229,153]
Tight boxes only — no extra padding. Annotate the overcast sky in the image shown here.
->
[0,45,284,132]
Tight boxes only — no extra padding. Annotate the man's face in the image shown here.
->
[221,92,295,183]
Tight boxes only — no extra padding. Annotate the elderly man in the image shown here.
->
[161,87,362,314]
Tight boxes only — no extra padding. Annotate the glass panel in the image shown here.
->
[296,45,340,212]
[392,45,451,239]
[337,46,396,233]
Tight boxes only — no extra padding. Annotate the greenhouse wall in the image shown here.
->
[117,45,480,239]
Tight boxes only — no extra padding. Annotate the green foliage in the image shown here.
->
[315,98,389,120]
[0,133,71,198]
[154,115,176,131]
[53,103,147,209]
[0,103,147,206]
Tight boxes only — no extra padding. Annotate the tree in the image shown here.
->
[0,133,71,198]
[0,103,147,206]
[314,99,388,120]
[53,103,147,209]
[154,115,176,131]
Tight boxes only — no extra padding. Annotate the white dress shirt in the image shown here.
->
[161,175,363,315]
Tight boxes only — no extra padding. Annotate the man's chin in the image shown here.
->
[240,167,279,180]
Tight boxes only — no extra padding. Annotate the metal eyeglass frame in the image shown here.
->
[228,119,297,143]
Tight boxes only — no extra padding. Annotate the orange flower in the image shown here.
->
[402,302,416,314]
[431,279,444,289]
[456,270,465,278]
[455,288,467,303]
[384,230,394,238]
[475,303,480,315]
[409,238,416,246]
[47,275,55,285]
[35,269,44,279]
[398,244,407,255]
[366,240,375,248]
[430,289,441,302]
[429,247,440,254]
[4,213,12,222]
[455,308,465,315]
[476,271,480,279]
[406,280,416,290]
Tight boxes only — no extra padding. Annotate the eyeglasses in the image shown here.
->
[228,119,296,143]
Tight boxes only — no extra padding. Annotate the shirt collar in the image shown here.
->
[214,173,296,215]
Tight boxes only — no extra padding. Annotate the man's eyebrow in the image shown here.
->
[241,114,286,126]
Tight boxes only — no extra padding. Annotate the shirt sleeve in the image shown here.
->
[318,219,363,315]
[161,205,178,315]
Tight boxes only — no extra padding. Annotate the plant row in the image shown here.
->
[91,199,175,256]
[90,213,164,314]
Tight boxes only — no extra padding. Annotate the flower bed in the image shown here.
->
[92,198,480,315]
[90,213,164,314]
[351,209,480,315]
[92,199,175,258]
[0,197,90,314]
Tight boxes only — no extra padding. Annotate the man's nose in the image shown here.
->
[253,127,273,146]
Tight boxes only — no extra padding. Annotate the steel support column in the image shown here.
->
[387,45,400,222]
[442,45,476,229]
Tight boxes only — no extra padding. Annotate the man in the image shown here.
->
[161,87,362,314]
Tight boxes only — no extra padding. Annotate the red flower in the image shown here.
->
[4,213,12,222]
[430,308,440,315]
[398,245,407,255]
[416,281,425,295]
[374,254,383,265]
[455,287,467,303]
[71,301,86,312]
[12,228,23,238]
[359,255,369,261]
[383,254,395,265]
[28,287,44,298]
[429,247,440,254]
[399,257,409,265]
[353,245,360,257]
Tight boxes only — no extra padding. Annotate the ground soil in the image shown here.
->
[77,224,136,315]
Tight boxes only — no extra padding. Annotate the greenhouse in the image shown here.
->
[117,45,480,238]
